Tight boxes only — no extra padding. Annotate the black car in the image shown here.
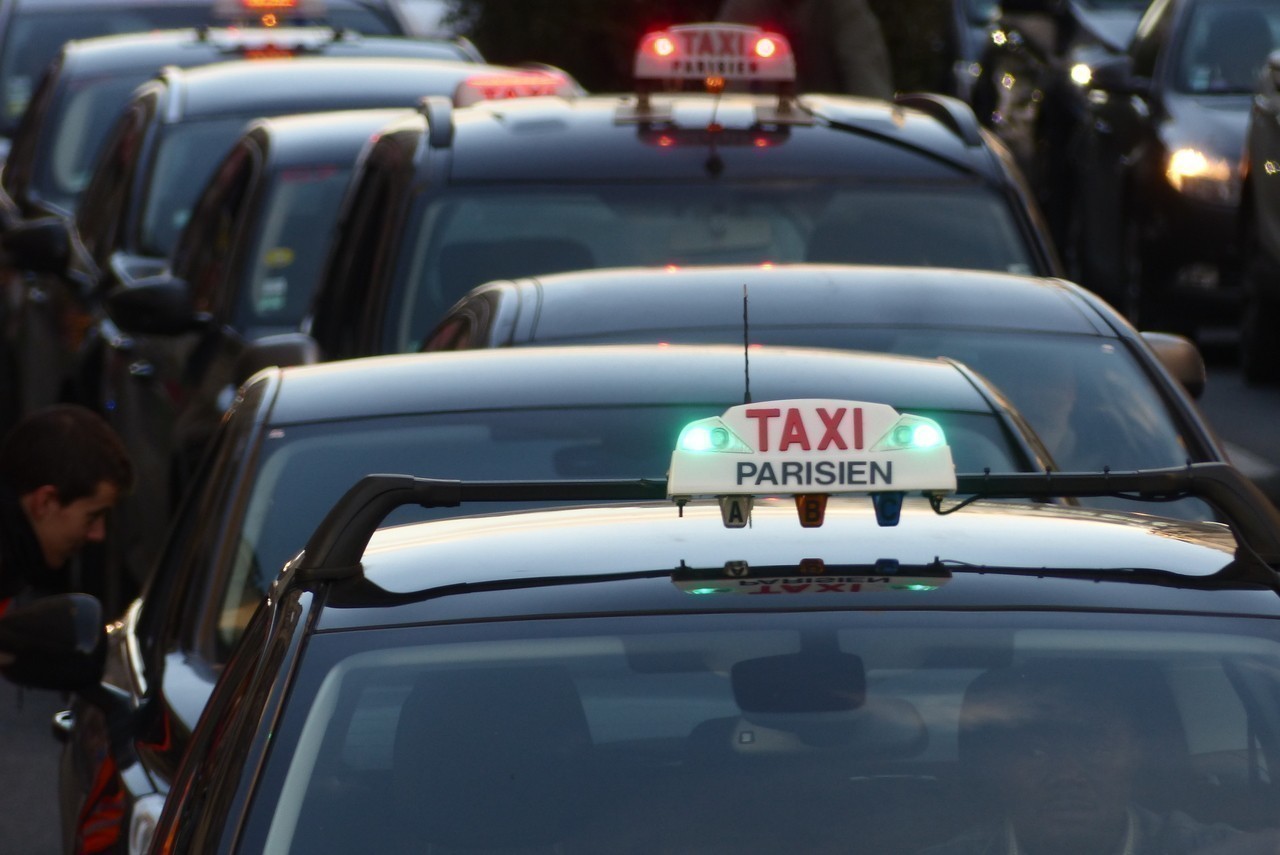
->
[1238,48,1280,382]
[971,0,1147,247]
[1070,0,1280,330]
[0,25,484,431]
[21,421,1280,852]
[10,344,1053,855]
[0,0,420,156]
[424,263,1236,516]
[294,21,1061,365]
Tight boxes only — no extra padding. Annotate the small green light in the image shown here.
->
[892,584,937,592]
[681,426,715,452]
[911,424,942,448]
[689,587,731,595]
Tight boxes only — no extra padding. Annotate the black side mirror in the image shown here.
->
[0,594,106,691]
[2,216,70,275]
[1141,331,1206,399]
[1088,55,1150,97]
[105,273,206,336]
[234,332,321,385]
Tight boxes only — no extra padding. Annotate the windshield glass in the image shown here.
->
[139,116,252,257]
[392,185,1037,352]
[1172,1,1280,94]
[236,163,355,338]
[0,6,212,136]
[217,406,1025,654]
[248,609,1280,854]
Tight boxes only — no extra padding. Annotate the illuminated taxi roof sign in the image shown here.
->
[635,23,796,85]
[212,0,326,24]
[453,70,580,107]
[667,399,956,505]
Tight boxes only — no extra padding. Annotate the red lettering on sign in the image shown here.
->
[717,30,742,55]
[817,408,847,450]
[854,407,863,450]
[694,31,715,54]
[745,408,781,451]
[779,409,810,450]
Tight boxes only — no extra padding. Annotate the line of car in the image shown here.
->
[0,13,1278,855]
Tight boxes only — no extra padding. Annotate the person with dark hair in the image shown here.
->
[924,665,1280,855]
[716,0,893,98]
[0,404,132,612]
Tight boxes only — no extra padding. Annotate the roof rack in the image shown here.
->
[290,463,1280,584]
[892,92,983,147]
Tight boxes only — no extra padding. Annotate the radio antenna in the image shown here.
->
[743,283,752,404]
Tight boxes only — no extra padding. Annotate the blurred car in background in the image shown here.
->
[424,263,1230,517]
[1070,0,1280,332]
[37,343,1053,855]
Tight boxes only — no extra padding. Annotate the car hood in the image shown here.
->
[1163,93,1251,160]
[1070,3,1142,52]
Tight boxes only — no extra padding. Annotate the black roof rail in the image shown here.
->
[294,476,668,580]
[893,92,983,147]
[290,463,1280,584]
[419,95,454,149]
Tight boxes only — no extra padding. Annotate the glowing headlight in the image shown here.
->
[1070,63,1093,87]
[1166,147,1239,204]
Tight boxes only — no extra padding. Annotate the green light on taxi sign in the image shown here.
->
[677,419,751,453]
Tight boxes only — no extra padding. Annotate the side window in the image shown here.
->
[74,94,153,263]
[2,57,58,205]
[173,141,260,318]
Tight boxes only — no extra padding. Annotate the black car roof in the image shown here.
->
[314,497,1280,629]
[153,55,513,121]
[57,27,478,75]
[498,264,1109,340]
[433,93,999,184]
[243,107,408,163]
[260,344,1007,425]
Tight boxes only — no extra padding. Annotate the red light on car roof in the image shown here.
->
[754,37,777,58]
[243,45,296,59]
[242,0,298,8]
[653,35,676,57]
[453,70,577,106]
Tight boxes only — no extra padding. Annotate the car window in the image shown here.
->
[391,183,1038,352]
[138,116,254,257]
[0,5,212,134]
[215,406,1024,657]
[242,610,1280,854]
[1171,1,1280,94]
[74,96,153,262]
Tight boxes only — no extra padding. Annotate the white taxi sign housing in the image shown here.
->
[634,23,796,84]
[453,70,579,107]
[667,399,957,499]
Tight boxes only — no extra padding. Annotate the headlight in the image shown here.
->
[1165,147,1240,204]
[1070,63,1093,87]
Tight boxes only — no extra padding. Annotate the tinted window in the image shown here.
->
[391,184,1037,352]
[0,6,212,134]
[244,610,1280,854]
[1171,1,1280,94]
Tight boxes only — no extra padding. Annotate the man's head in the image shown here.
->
[960,664,1136,855]
[0,405,133,568]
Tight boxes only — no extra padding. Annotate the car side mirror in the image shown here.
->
[2,216,70,275]
[1141,331,1206,399]
[1088,55,1150,97]
[105,274,207,336]
[0,594,106,692]
[234,332,320,385]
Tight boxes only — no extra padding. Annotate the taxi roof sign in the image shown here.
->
[667,399,957,501]
[634,23,796,85]
[453,69,581,107]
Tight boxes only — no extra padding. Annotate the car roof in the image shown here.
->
[316,497,1274,629]
[498,264,1111,340]
[429,93,999,184]
[261,344,1004,425]
[57,27,477,75]
[242,107,408,162]
[153,55,512,120]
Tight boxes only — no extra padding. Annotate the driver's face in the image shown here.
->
[993,695,1133,854]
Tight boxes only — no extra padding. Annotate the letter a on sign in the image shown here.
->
[719,495,753,528]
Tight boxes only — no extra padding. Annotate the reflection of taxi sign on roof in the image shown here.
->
[668,399,956,528]
[453,70,581,107]
[634,23,795,85]
[673,558,952,596]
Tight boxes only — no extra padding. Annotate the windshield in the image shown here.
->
[0,5,213,136]
[247,609,1280,854]
[1172,1,1280,94]
[216,406,1025,655]
[236,163,355,338]
[139,116,252,257]
[391,184,1037,352]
